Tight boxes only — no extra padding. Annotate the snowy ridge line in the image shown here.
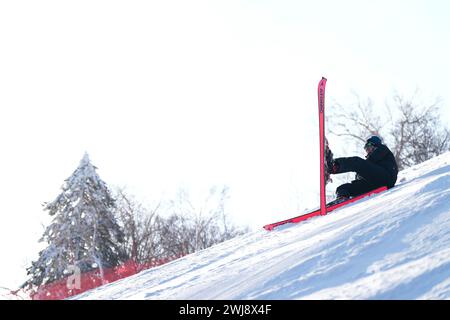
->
[74,152,450,300]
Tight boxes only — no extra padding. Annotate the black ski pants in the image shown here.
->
[334,156,393,198]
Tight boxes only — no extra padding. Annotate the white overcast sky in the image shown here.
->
[1,0,450,288]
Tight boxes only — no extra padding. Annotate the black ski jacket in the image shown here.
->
[366,144,398,187]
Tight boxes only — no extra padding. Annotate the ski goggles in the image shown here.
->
[364,141,376,151]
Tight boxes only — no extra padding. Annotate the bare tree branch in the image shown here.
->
[328,90,450,170]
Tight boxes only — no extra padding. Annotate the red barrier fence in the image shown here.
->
[29,256,181,300]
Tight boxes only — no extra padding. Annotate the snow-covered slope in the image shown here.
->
[75,152,450,300]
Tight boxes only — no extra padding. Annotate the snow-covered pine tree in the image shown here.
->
[24,153,127,290]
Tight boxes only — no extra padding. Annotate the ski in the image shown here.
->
[262,78,387,232]
[318,77,327,216]
[263,186,387,231]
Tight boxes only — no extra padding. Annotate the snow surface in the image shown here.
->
[75,152,450,300]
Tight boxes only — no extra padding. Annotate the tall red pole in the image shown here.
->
[318,77,327,215]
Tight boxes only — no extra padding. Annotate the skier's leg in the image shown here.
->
[336,179,376,198]
[336,183,352,198]
[334,157,390,186]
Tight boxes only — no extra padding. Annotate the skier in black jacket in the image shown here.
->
[329,136,398,199]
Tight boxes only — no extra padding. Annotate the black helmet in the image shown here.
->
[365,135,382,150]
